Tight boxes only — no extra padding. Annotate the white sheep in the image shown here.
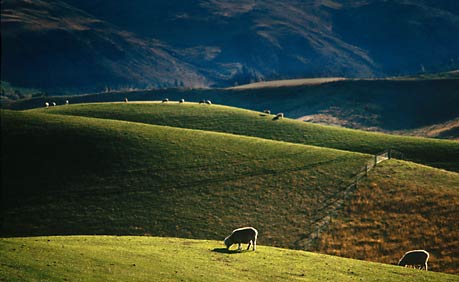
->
[224,227,258,251]
[179,99,185,103]
[45,102,49,108]
[124,97,129,103]
[398,250,429,270]
[52,102,56,107]
[264,109,271,114]
[65,100,69,105]
[274,113,284,119]
[206,100,212,105]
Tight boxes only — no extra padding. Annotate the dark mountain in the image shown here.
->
[2,0,459,92]
[1,0,208,93]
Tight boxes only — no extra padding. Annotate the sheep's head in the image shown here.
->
[224,236,232,249]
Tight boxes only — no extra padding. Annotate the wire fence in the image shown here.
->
[297,149,404,249]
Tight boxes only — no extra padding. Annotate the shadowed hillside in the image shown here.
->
[1,110,368,248]
[2,0,459,92]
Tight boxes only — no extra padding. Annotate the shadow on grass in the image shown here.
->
[212,248,245,254]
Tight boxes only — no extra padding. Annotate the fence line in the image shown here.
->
[297,148,403,249]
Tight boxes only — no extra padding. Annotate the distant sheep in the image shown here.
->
[398,250,429,270]
[224,227,258,251]
[264,109,271,114]
[162,98,169,103]
[179,99,185,103]
[65,100,69,105]
[45,102,49,108]
[273,113,284,120]
[199,100,211,104]
[52,102,56,107]
[124,97,129,103]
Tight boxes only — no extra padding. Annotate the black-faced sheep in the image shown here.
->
[179,99,185,103]
[162,98,169,103]
[224,227,258,251]
[398,250,429,270]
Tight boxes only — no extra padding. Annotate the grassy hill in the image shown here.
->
[315,160,459,274]
[30,102,459,172]
[4,77,459,140]
[1,236,458,282]
[2,104,459,274]
[1,109,368,248]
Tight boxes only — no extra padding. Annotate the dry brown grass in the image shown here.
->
[228,77,346,89]
[314,160,459,274]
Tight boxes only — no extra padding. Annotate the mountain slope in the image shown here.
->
[0,0,207,93]
[31,102,459,171]
[3,0,459,92]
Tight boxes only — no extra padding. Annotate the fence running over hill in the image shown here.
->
[297,149,404,249]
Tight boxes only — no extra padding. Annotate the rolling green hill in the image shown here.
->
[31,102,459,171]
[1,236,457,282]
[1,110,368,248]
[2,103,459,274]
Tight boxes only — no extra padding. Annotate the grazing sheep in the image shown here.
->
[206,100,212,105]
[273,113,284,120]
[65,100,69,105]
[264,109,271,114]
[179,99,185,103]
[398,250,429,270]
[52,102,56,107]
[124,97,129,103]
[162,98,169,103]
[45,102,49,108]
[224,227,258,251]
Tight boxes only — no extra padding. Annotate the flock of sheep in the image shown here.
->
[224,227,430,271]
[44,100,69,107]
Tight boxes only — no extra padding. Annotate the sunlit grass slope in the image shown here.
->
[1,110,368,248]
[1,236,457,282]
[316,160,459,274]
[33,102,459,171]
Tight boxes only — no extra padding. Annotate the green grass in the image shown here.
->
[31,102,459,171]
[1,236,457,282]
[1,110,368,248]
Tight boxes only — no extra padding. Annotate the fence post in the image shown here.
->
[365,164,368,176]
[388,149,392,159]
[374,154,377,166]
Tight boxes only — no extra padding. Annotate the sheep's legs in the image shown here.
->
[238,243,242,251]
[247,241,252,250]
[253,240,256,251]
